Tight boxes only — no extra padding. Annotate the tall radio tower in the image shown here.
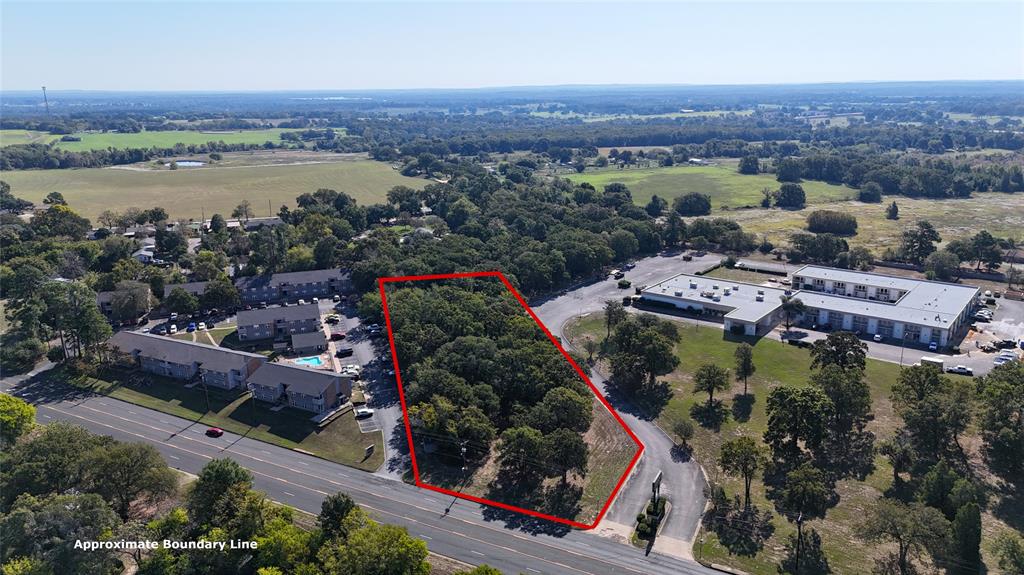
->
[41,86,50,115]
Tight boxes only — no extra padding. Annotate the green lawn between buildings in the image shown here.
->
[45,365,384,472]
[565,313,1014,575]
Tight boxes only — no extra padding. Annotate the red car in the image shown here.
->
[205,427,224,438]
[330,332,346,341]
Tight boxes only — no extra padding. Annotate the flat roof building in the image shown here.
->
[639,265,980,348]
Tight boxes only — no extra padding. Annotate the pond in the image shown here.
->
[168,160,206,167]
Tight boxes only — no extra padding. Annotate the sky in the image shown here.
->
[1,1,1022,91]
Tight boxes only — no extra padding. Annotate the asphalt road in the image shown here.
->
[532,252,723,554]
[1,363,716,575]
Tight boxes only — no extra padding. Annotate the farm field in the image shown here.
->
[52,128,311,152]
[567,163,857,209]
[725,193,1024,253]
[0,129,61,146]
[565,314,1016,575]
[1,155,425,220]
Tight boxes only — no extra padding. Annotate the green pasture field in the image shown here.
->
[1,128,319,151]
[567,163,856,209]
[1,157,425,221]
[52,128,311,152]
[0,129,61,147]
[565,314,1015,575]
[725,193,1024,252]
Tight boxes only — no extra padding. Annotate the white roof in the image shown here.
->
[794,265,978,328]
[793,265,921,291]
[641,274,789,323]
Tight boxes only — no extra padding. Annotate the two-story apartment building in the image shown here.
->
[790,265,979,347]
[247,362,353,414]
[234,268,348,304]
[108,331,266,390]
[164,281,210,299]
[236,304,321,342]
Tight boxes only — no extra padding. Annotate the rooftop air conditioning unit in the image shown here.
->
[724,288,731,296]
[713,284,719,290]
[689,281,698,289]
[733,285,740,291]
[756,295,764,302]
[674,291,683,296]
[757,290,765,295]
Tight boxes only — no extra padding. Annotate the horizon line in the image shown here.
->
[3,78,1024,95]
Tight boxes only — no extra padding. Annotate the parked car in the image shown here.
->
[197,322,207,331]
[873,334,884,342]
[997,339,1017,349]
[613,271,625,280]
[928,342,938,351]
[169,312,179,321]
[153,326,166,335]
[258,301,268,309]
[205,427,224,438]
[332,295,341,302]
[787,339,812,349]
[330,332,346,341]
[169,324,178,334]
[187,322,197,332]
[312,297,319,304]
[335,347,354,358]
[946,365,974,376]
[623,262,636,270]
[354,407,374,418]
[297,299,307,305]
[682,254,693,261]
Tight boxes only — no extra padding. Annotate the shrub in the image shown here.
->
[673,192,712,216]
[806,210,858,235]
[775,183,806,208]
[858,182,883,203]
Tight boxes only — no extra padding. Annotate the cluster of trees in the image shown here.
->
[603,307,681,396]
[0,400,502,575]
[772,150,1024,198]
[387,280,594,491]
[805,210,858,235]
[887,220,1011,277]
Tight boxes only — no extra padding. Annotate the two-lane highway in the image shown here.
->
[2,366,716,575]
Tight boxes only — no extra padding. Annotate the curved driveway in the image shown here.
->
[532,252,723,557]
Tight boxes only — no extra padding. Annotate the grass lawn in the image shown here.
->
[565,313,1016,574]
[49,366,384,472]
[1,157,425,221]
[567,164,856,210]
[0,129,62,147]
[725,193,1024,253]
[49,128,312,152]
[703,266,783,285]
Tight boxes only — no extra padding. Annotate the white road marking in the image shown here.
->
[168,455,180,460]
[283,491,295,497]
[42,414,52,419]
[471,550,485,556]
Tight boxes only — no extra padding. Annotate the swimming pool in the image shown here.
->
[294,356,324,367]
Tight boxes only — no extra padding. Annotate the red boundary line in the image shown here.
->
[378,270,644,530]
